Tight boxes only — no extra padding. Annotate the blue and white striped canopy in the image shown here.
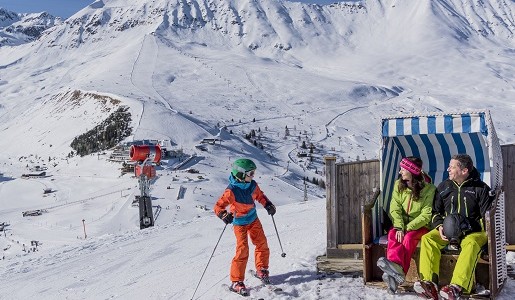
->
[374,111,503,238]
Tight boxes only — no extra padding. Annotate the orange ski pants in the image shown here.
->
[230,218,270,282]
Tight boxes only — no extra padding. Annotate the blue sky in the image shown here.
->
[2,0,347,19]
[0,0,92,18]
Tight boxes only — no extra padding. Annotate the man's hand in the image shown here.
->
[438,225,448,241]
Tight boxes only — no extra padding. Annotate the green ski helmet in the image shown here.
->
[231,158,257,180]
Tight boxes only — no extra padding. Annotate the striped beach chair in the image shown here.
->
[363,111,507,297]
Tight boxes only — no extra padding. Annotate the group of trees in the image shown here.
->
[70,106,132,157]
[305,176,325,189]
[243,127,265,149]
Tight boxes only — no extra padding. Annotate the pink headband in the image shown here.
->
[400,158,421,176]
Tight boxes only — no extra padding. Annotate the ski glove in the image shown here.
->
[218,210,233,224]
[264,201,276,216]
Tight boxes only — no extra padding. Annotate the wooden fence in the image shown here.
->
[325,157,379,258]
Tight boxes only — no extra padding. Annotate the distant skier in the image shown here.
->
[214,158,276,296]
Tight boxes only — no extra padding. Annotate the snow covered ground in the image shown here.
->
[1,154,515,299]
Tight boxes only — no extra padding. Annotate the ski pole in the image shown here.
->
[271,215,286,258]
[191,223,228,300]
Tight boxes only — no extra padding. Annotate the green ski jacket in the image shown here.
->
[389,179,436,232]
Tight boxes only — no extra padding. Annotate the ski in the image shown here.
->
[221,283,253,298]
[248,270,283,293]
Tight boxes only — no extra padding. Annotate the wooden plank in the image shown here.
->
[338,163,349,243]
[336,244,363,250]
[355,163,365,243]
[337,163,348,244]
[502,144,515,244]
[325,244,363,259]
[343,162,353,244]
[316,255,362,277]
[325,156,338,250]
[347,162,357,242]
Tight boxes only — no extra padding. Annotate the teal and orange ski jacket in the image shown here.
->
[214,175,270,226]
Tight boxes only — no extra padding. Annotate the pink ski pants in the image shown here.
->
[386,226,429,274]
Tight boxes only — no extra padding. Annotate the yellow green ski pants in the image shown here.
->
[418,228,487,293]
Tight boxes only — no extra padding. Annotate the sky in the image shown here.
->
[0,0,93,18]
[0,0,514,299]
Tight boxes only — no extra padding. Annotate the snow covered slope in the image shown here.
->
[0,1,514,298]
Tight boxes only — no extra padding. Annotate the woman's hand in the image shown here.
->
[395,230,405,243]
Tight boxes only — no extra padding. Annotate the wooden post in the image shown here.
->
[82,219,87,239]
[325,156,338,252]
[362,188,380,283]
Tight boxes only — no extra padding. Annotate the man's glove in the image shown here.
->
[264,201,276,216]
[218,210,233,224]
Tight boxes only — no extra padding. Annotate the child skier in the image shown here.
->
[214,158,276,296]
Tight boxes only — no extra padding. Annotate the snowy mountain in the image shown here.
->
[0,8,61,46]
[0,0,513,157]
[0,0,515,299]
[35,0,515,50]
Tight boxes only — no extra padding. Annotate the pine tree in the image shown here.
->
[319,179,326,189]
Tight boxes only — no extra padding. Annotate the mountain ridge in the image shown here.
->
[29,0,513,52]
[0,8,61,46]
